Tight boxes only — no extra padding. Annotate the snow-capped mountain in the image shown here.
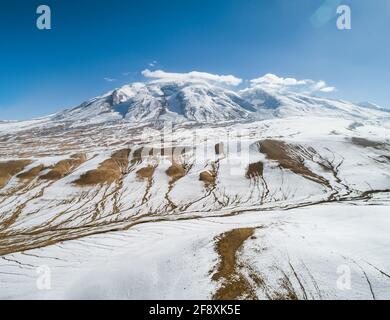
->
[51,78,389,127]
[54,80,256,125]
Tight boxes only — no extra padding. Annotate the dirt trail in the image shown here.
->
[212,228,257,300]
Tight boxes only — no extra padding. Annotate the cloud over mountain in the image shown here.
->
[142,69,243,86]
[250,73,336,94]
[141,70,335,94]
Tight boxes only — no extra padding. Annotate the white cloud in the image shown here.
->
[140,70,334,93]
[148,60,158,67]
[320,86,336,92]
[104,77,116,82]
[142,69,243,86]
[312,80,336,92]
[250,73,336,94]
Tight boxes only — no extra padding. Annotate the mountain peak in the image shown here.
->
[50,78,389,127]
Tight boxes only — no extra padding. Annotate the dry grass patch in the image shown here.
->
[259,140,328,186]
[131,147,144,165]
[40,153,86,181]
[212,228,257,300]
[0,160,32,188]
[246,161,264,179]
[136,165,156,180]
[272,277,299,300]
[17,164,45,180]
[75,149,130,186]
[166,162,186,182]
[199,170,216,186]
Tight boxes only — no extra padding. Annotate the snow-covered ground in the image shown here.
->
[0,203,388,300]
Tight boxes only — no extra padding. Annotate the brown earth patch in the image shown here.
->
[131,147,144,165]
[136,165,157,204]
[272,277,299,300]
[75,149,130,186]
[212,228,257,300]
[136,165,156,180]
[17,164,45,180]
[246,161,264,179]
[40,153,86,181]
[166,162,186,182]
[258,140,328,186]
[199,170,216,186]
[0,160,32,188]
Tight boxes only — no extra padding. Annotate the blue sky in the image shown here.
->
[0,0,389,119]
